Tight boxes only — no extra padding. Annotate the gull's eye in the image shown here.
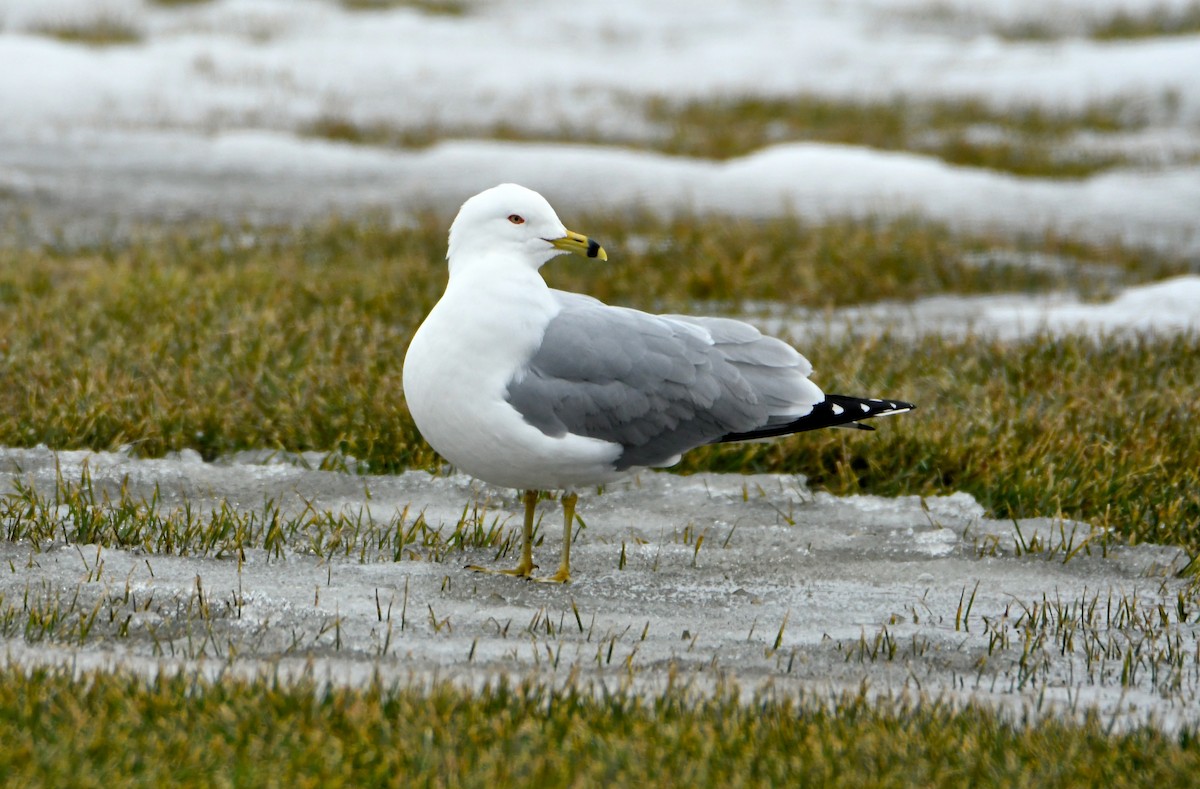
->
[508,214,525,225]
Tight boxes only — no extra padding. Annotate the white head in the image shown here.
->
[446,183,606,275]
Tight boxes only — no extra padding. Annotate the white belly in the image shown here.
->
[402,270,622,491]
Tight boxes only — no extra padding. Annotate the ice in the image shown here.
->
[1,447,1196,731]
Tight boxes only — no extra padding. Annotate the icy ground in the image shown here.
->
[1,447,1197,732]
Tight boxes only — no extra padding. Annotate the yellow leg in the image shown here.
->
[536,491,576,584]
[467,489,538,578]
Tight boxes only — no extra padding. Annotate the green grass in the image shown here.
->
[677,332,1200,552]
[3,215,1200,776]
[0,220,445,469]
[0,463,510,563]
[0,668,1197,787]
[1,216,1197,552]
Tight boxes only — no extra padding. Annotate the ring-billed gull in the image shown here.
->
[403,184,913,583]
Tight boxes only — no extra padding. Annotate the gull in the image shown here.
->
[403,184,913,583]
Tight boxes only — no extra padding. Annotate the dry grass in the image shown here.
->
[147,0,215,7]
[303,93,1179,178]
[644,95,1164,177]
[997,2,1200,40]
[338,0,471,14]
[29,16,142,46]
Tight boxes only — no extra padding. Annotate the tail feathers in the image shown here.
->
[716,394,915,444]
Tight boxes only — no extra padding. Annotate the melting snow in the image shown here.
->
[1,447,1196,731]
[763,274,1200,341]
[1,0,1199,253]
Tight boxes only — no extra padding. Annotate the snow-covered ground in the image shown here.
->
[1,446,1196,732]
[5,0,1200,133]
[1,0,1199,250]
[5,132,1200,253]
[764,274,1200,341]
[2,0,1199,725]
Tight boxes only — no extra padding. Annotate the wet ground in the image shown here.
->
[1,447,1195,731]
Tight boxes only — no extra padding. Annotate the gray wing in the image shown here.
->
[505,292,823,469]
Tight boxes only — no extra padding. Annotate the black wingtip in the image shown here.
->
[716,394,914,444]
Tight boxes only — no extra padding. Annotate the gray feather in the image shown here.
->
[505,292,820,469]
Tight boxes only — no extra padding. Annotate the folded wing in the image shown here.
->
[505,292,826,469]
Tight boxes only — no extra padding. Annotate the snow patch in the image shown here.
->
[1,447,1196,730]
[765,274,1200,341]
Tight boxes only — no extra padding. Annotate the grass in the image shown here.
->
[0,219,445,469]
[1,216,1197,552]
[338,0,471,14]
[0,462,510,563]
[29,16,142,46]
[644,95,1164,177]
[304,115,545,151]
[0,668,1198,786]
[147,0,214,7]
[840,575,1200,693]
[2,214,1199,776]
[1090,3,1200,39]
[994,2,1200,41]
[304,92,1183,178]
[678,332,1200,552]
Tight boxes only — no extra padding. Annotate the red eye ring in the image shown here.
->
[508,214,525,225]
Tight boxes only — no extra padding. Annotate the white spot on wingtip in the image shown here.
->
[831,404,844,415]
[859,403,870,412]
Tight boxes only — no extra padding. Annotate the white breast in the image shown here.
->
[402,263,622,490]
